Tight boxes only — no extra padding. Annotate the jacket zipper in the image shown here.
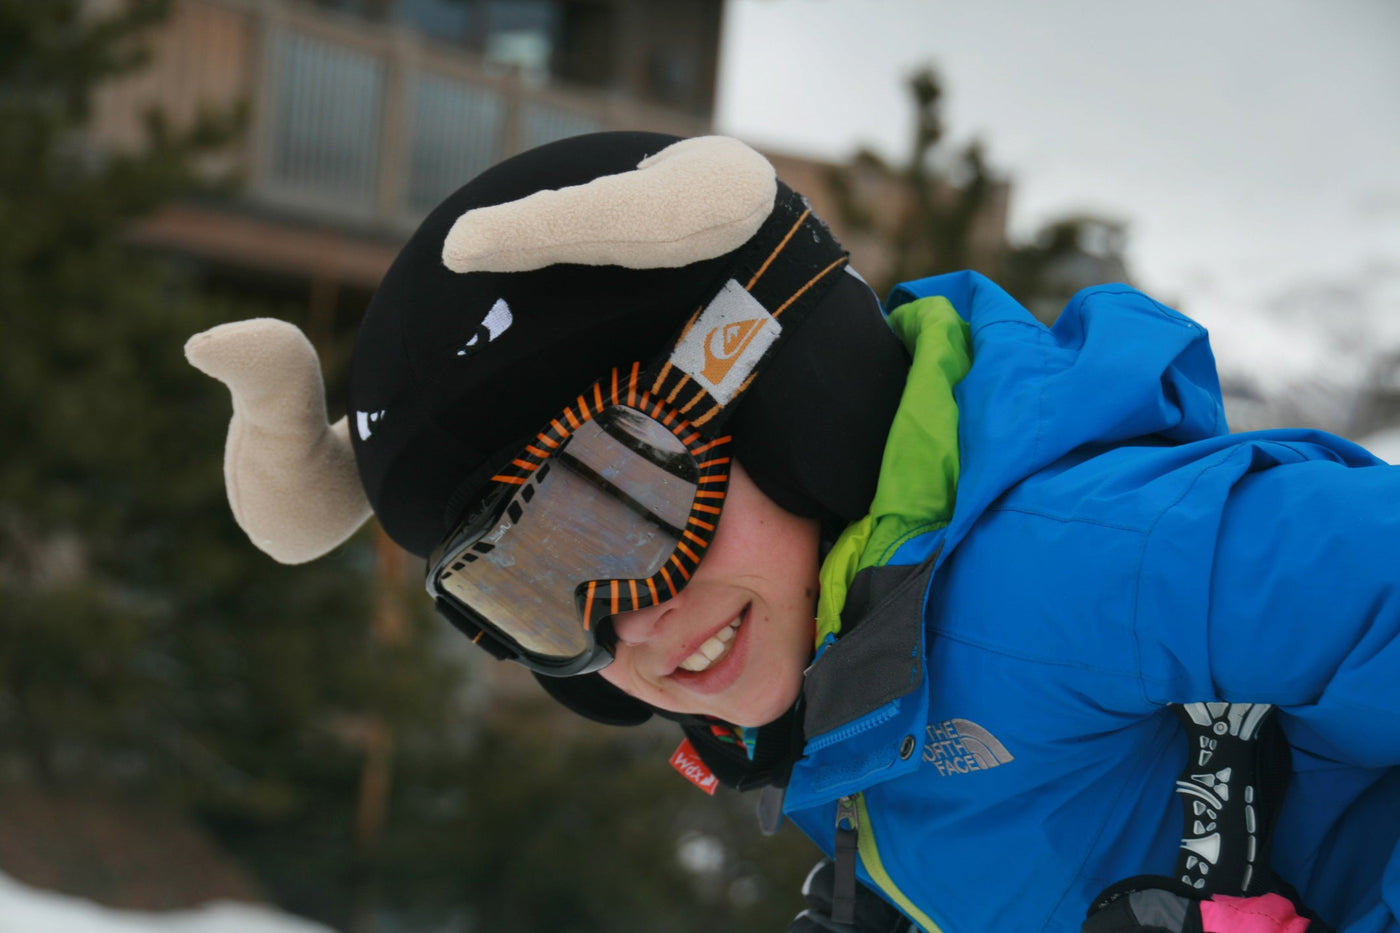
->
[833,793,946,933]
[806,701,902,753]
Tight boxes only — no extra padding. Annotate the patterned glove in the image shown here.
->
[1082,876,1335,933]
[789,859,919,933]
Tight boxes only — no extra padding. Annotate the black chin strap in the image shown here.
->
[532,669,806,792]
[676,700,806,793]
[532,671,652,727]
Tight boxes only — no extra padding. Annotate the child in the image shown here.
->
[188,132,1399,932]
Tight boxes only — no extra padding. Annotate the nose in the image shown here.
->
[608,600,671,647]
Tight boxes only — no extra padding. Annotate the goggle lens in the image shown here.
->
[430,398,722,669]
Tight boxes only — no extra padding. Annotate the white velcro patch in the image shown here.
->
[669,279,780,405]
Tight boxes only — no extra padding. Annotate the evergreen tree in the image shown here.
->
[0,0,244,788]
[826,66,1001,297]
[825,63,1132,317]
[376,700,818,933]
[1000,215,1133,324]
[0,3,462,927]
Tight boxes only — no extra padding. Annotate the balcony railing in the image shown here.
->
[91,0,710,236]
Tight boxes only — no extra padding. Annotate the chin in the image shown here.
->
[728,672,804,728]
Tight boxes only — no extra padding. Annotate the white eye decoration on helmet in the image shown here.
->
[457,298,514,356]
[355,409,388,441]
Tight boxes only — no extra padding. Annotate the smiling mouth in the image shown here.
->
[677,611,744,673]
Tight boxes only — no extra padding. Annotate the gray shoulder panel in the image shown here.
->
[802,557,935,739]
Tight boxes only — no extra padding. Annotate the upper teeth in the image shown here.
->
[678,617,741,673]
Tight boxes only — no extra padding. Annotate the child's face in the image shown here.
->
[597,460,821,727]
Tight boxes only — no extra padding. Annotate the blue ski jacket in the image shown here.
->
[782,271,1400,932]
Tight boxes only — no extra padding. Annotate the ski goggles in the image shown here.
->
[426,364,733,676]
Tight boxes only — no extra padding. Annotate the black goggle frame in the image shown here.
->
[427,362,733,675]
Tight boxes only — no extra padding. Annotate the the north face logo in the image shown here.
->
[923,719,1014,775]
[701,318,764,383]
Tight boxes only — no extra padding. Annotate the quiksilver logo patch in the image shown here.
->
[701,318,765,384]
[669,279,780,405]
[923,719,1014,775]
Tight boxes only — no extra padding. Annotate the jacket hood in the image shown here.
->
[887,271,1228,563]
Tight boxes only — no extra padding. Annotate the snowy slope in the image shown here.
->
[0,871,334,933]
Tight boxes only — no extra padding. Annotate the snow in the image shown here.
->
[0,870,334,933]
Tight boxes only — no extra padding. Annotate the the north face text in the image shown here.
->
[923,718,1014,776]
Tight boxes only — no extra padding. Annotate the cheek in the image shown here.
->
[597,647,668,709]
[597,650,640,695]
[747,635,809,718]
[769,592,818,675]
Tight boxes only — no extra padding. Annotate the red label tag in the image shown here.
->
[670,739,718,795]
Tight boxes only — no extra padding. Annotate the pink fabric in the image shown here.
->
[1200,893,1311,933]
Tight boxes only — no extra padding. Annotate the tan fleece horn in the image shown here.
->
[185,318,371,564]
[441,135,777,274]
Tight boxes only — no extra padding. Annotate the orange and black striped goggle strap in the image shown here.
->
[489,362,732,628]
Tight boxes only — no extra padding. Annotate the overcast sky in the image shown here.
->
[714,0,1400,320]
